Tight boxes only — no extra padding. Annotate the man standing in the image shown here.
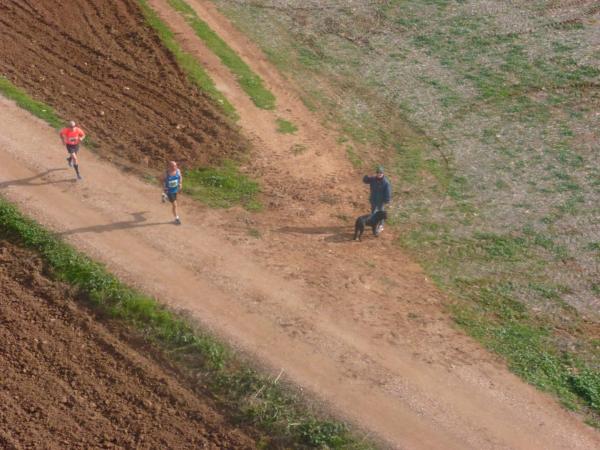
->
[363,166,392,235]
[59,120,85,180]
[162,161,183,225]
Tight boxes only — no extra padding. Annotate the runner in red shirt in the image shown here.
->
[59,120,86,180]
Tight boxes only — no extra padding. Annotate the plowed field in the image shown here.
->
[0,239,257,449]
[0,0,245,170]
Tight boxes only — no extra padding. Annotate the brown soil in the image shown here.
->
[0,0,246,170]
[0,240,257,449]
[1,1,600,449]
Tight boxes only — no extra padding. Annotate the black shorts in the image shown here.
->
[167,192,177,203]
[66,144,80,154]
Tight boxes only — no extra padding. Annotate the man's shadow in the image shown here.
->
[58,212,172,236]
[276,225,353,243]
[0,168,75,189]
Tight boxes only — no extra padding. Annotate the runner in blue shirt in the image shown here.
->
[162,161,183,225]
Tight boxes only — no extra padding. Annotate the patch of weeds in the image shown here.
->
[559,124,574,137]
[184,160,261,211]
[570,369,600,411]
[418,75,462,108]
[585,418,600,429]
[394,137,450,188]
[136,0,236,118]
[142,174,159,185]
[300,94,317,112]
[166,0,275,109]
[528,282,564,301]
[495,179,509,190]
[296,45,323,69]
[473,233,528,262]
[586,242,600,255]
[555,143,584,168]
[450,283,600,415]
[334,213,350,223]
[0,198,364,448]
[523,227,568,260]
[556,194,584,216]
[290,143,307,155]
[346,145,362,168]
[247,228,261,238]
[276,118,298,134]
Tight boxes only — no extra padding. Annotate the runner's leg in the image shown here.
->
[73,154,81,179]
[172,200,181,224]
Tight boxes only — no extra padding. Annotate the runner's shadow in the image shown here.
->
[58,212,172,236]
[276,225,353,243]
[0,168,74,189]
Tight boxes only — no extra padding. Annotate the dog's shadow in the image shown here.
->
[275,226,353,243]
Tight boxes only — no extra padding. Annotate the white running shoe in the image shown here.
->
[161,192,167,203]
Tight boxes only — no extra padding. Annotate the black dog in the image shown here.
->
[353,210,387,241]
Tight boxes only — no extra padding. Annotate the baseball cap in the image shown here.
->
[376,165,384,173]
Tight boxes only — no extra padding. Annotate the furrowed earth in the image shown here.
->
[0,240,257,449]
[0,0,245,171]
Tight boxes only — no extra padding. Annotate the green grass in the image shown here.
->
[345,145,362,168]
[136,0,237,119]
[450,282,600,415]
[166,0,276,110]
[0,77,63,128]
[0,197,369,449]
[398,224,600,418]
[184,160,261,210]
[275,118,298,134]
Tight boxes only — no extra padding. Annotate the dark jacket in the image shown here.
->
[363,175,391,206]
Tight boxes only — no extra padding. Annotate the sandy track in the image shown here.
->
[1,94,599,449]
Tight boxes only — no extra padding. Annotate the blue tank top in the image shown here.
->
[165,169,181,194]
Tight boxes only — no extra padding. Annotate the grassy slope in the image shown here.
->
[166,0,276,110]
[212,0,600,425]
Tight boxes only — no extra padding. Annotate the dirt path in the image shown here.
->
[1,97,599,450]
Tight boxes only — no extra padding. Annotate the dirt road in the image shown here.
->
[1,0,600,448]
[1,99,598,449]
